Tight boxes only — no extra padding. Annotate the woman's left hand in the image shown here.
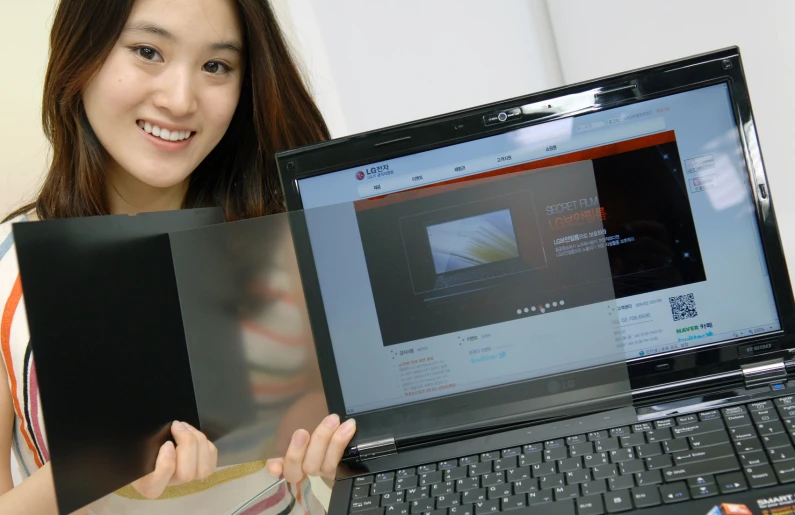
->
[266,414,356,487]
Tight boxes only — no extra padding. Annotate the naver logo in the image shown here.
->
[676,325,700,334]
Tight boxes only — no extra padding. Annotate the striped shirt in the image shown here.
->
[0,213,327,515]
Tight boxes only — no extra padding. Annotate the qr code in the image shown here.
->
[670,293,698,321]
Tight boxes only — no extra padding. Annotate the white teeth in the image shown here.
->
[138,121,192,141]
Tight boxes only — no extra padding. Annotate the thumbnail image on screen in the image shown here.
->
[426,209,520,275]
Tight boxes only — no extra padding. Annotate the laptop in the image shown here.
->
[275,47,794,515]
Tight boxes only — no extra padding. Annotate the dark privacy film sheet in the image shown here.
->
[13,161,632,512]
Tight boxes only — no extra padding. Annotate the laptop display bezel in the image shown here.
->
[276,47,795,452]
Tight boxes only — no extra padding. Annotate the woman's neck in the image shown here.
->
[106,162,188,216]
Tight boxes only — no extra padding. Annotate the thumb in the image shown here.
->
[132,441,177,499]
[266,458,285,478]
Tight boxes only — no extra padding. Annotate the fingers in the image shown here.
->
[321,418,356,478]
[266,457,285,477]
[302,414,341,476]
[283,429,310,483]
[171,421,200,484]
[131,440,177,499]
[185,422,216,480]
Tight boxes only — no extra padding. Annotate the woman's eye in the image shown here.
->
[203,61,231,75]
[134,47,162,62]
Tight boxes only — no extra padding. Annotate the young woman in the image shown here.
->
[0,0,354,513]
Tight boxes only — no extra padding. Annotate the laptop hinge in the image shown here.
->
[357,437,397,461]
[742,358,788,389]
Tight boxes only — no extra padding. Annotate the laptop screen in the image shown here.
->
[296,83,780,415]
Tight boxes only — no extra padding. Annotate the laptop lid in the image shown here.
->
[276,47,794,455]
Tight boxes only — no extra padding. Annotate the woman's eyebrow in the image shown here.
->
[123,21,242,56]
[211,41,243,56]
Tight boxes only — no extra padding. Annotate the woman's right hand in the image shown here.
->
[130,421,218,499]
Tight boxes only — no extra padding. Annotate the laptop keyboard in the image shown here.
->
[349,395,795,515]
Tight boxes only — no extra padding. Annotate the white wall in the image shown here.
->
[546,0,795,271]
[0,0,57,218]
[281,0,563,137]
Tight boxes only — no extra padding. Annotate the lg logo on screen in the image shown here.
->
[547,379,576,394]
[355,171,365,181]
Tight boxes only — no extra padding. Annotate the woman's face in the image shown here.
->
[82,0,244,191]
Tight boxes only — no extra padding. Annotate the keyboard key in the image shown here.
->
[501,447,520,458]
[554,484,579,501]
[480,452,499,462]
[438,460,457,470]
[676,415,698,425]
[775,459,795,483]
[723,406,747,416]
[487,485,511,500]
[618,460,644,475]
[539,473,565,489]
[480,472,505,487]
[501,494,527,511]
[673,442,734,465]
[523,443,543,453]
[532,462,557,477]
[581,479,607,496]
[739,451,768,467]
[352,496,381,512]
[506,467,531,482]
[436,494,461,509]
[610,427,630,438]
[733,437,763,453]
[608,475,634,491]
[770,446,795,463]
[631,485,661,508]
[716,472,748,494]
[645,428,672,443]
[381,491,405,506]
[519,452,542,467]
[645,454,673,470]
[757,420,785,435]
[744,464,777,488]
[566,469,592,484]
[763,433,792,449]
[417,464,436,474]
[603,490,633,512]
[752,409,779,424]
[493,457,517,471]
[353,485,371,499]
[456,478,479,492]
[410,498,435,513]
[420,472,443,486]
[749,400,775,411]
[512,480,538,495]
[385,503,409,515]
[776,396,795,407]
[527,490,554,504]
[570,442,594,457]
[372,481,394,495]
[636,443,662,459]
[660,482,689,503]
[449,505,473,515]
[376,472,395,482]
[594,439,619,453]
[396,469,415,478]
[663,439,689,454]
[592,465,618,480]
[609,448,635,463]
[672,418,725,438]
[354,509,384,515]
[654,418,675,429]
[445,466,467,482]
[355,476,375,485]
[730,426,758,441]
[405,487,429,502]
[663,456,739,482]
[545,439,565,449]
[431,481,455,496]
[690,484,718,498]
[576,495,605,515]
[588,431,608,441]
[469,463,491,477]
[583,453,609,467]
[462,489,486,503]
[545,447,568,462]
[633,423,653,433]
[725,412,752,428]
[634,470,662,486]
[689,431,730,449]
[619,433,645,448]
[700,410,721,421]
[686,475,714,487]
[558,457,583,473]
[460,455,479,466]
[567,434,587,445]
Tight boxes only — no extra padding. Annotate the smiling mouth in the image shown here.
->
[137,120,195,142]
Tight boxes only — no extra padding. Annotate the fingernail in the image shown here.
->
[173,421,189,431]
[323,414,340,428]
[341,418,356,435]
[162,441,176,457]
[292,430,308,446]
[183,422,198,432]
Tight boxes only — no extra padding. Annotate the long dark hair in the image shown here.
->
[5,0,329,222]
